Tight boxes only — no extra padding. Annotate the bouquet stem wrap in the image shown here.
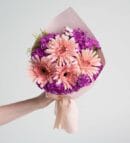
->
[46,92,78,133]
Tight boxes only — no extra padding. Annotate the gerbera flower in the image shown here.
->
[77,49,101,79]
[28,55,54,88]
[45,34,78,66]
[53,62,81,90]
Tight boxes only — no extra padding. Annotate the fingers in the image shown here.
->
[36,92,54,109]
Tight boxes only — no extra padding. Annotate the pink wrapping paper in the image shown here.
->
[43,7,102,133]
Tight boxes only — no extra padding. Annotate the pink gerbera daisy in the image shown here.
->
[28,55,54,88]
[45,34,78,66]
[53,62,81,90]
[77,49,101,78]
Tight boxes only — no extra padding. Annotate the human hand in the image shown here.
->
[0,92,54,125]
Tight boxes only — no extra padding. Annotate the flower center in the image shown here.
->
[63,72,68,77]
[41,67,47,74]
[86,60,90,66]
[82,60,90,66]
[59,46,66,54]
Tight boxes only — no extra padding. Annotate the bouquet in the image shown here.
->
[28,7,105,133]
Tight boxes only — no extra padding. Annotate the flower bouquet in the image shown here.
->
[28,7,105,133]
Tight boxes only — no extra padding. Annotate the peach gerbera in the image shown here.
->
[53,61,81,90]
[77,49,101,78]
[45,34,78,66]
[28,55,54,88]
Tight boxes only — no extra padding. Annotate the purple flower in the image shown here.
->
[31,47,47,58]
[73,28,100,51]
[37,74,92,95]
[31,33,57,59]
[76,74,92,87]
[40,33,56,49]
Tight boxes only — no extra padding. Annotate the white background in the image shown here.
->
[0,0,130,143]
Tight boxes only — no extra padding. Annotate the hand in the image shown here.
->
[0,92,54,125]
[36,92,54,109]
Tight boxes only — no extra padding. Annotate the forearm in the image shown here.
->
[0,92,53,125]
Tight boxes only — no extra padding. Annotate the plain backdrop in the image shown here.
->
[0,0,130,143]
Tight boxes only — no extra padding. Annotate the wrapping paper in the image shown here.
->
[29,7,105,133]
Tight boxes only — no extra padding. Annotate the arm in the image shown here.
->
[0,92,53,125]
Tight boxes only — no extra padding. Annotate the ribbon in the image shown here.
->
[45,92,78,133]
